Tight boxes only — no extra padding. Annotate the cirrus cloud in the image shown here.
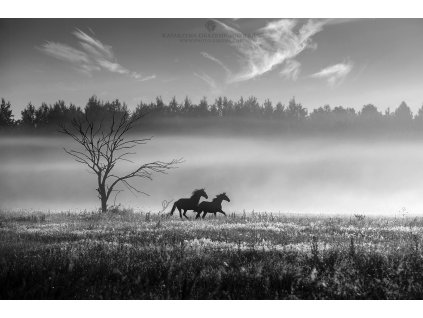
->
[38,29,155,81]
[310,61,354,87]
[213,19,327,83]
[280,59,301,81]
[194,72,220,95]
[200,51,232,78]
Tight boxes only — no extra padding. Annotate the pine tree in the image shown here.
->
[0,98,14,127]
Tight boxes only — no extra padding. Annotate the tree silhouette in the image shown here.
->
[155,96,165,114]
[60,111,182,212]
[5,94,423,134]
[234,96,245,115]
[357,103,385,130]
[244,96,261,117]
[198,97,209,116]
[169,96,180,114]
[285,97,307,122]
[222,97,234,117]
[393,101,413,127]
[415,104,423,123]
[274,102,285,120]
[310,104,332,126]
[35,103,50,127]
[0,98,14,127]
[263,99,274,118]
[182,96,193,114]
[359,104,381,120]
[215,97,223,116]
[21,102,37,127]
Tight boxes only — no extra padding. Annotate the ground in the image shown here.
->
[1,209,423,299]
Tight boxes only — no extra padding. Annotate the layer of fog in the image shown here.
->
[1,135,423,215]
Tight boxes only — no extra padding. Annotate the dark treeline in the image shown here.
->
[1,95,423,134]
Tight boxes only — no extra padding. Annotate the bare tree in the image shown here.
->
[60,111,182,212]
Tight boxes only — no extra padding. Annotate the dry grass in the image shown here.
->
[1,210,423,299]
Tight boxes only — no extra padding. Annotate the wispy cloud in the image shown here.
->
[40,42,99,74]
[214,19,327,83]
[310,61,354,87]
[73,29,114,61]
[137,74,157,82]
[194,72,220,95]
[96,59,130,75]
[39,29,154,81]
[200,52,232,77]
[280,59,301,81]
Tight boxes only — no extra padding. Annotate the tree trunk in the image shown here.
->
[98,182,108,213]
[101,197,107,213]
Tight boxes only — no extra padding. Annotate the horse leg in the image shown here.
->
[177,207,183,219]
[183,210,189,219]
[195,211,202,219]
[202,211,207,219]
[219,210,227,217]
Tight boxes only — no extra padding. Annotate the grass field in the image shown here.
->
[1,209,423,299]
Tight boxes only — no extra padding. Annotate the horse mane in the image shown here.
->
[191,188,204,197]
[213,193,226,201]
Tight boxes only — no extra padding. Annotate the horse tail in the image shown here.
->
[170,202,177,215]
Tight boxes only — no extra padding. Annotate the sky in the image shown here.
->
[1,18,423,115]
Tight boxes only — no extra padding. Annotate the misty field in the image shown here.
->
[3,135,423,214]
[1,210,423,299]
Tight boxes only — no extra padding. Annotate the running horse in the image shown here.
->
[195,193,230,219]
[170,188,208,219]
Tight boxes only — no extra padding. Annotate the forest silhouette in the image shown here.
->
[1,96,423,135]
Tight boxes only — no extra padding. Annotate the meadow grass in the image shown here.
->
[1,209,423,299]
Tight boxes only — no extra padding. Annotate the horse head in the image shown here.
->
[217,192,230,202]
[192,188,208,199]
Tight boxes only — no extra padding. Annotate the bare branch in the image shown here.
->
[60,109,182,212]
[106,158,183,200]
